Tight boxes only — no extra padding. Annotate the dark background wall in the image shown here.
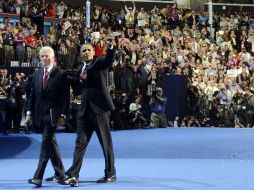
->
[163,75,188,122]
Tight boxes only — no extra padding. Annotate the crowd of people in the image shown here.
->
[1,0,254,134]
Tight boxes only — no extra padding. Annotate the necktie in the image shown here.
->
[80,62,89,80]
[81,62,87,74]
[43,69,48,89]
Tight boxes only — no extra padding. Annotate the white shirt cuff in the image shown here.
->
[61,114,66,119]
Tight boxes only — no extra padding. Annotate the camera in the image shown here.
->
[152,90,157,96]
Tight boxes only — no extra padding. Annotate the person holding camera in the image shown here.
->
[149,87,168,128]
[3,78,24,134]
[129,95,147,129]
[57,34,70,69]
[204,80,219,127]
[217,84,232,126]
[2,25,15,67]
[233,90,253,128]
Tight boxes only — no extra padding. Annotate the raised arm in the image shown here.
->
[91,39,116,71]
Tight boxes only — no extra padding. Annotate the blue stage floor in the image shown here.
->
[0,128,254,190]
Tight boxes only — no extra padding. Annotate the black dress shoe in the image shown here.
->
[58,176,79,187]
[28,178,42,187]
[45,175,64,182]
[96,174,116,183]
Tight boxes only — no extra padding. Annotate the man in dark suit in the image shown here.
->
[3,78,24,134]
[25,46,70,187]
[187,11,199,28]
[59,42,116,187]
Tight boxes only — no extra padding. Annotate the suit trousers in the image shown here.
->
[66,103,116,179]
[33,123,65,179]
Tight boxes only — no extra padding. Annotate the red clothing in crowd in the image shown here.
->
[93,43,107,57]
[47,8,57,18]
[26,35,38,48]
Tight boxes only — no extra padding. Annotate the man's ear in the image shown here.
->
[53,56,57,66]
[92,49,95,57]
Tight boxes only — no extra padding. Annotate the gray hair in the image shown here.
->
[39,46,55,57]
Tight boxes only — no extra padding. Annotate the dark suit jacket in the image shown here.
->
[77,48,115,117]
[27,67,70,127]
[187,15,199,27]
[78,34,92,45]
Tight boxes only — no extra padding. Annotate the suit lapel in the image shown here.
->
[77,64,83,73]
[37,68,44,93]
[86,60,95,70]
